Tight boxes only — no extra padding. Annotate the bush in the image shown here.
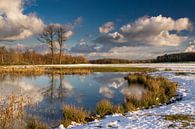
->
[123,102,136,112]
[125,73,177,109]
[112,105,125,114]
[0,95,27,129]
[26,117,49,129]
[96,99,113,117]
[164,114,193,121]
[62,105,89,127]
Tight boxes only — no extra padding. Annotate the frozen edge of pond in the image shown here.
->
[57,72,195,129]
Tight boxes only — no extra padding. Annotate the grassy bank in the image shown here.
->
[0,73,178,128]
[0,66,156,75]
[0,95,49,129]
[61,73,178,127]
[164,114,195,128]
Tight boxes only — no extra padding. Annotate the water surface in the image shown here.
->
[0,72,146,124]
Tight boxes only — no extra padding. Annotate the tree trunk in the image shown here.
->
[51,41,54,64]
[1,55,4,64]
[59,44,62,64]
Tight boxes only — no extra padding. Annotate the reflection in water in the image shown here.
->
[0,75,43,104]
[0,72,147,124]
[99,86,114,98]
[121,84,147,101]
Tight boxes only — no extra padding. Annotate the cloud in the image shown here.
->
[99,22,115,34]
[184,40,195,52]
[94,15,192,50]
[121,84,147,100]
[71,34,102,53]
[0,0,44,41]
[71,42,97,53]
[99,86,114,98]
[88,46,181,60]
[185,45,195,52]
[0,79,43,104]
[70,15,192,59]
[120,15,192,46]
[74,16,83,26]
[54,23,74,40]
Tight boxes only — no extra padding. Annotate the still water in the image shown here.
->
[0,72,146,124]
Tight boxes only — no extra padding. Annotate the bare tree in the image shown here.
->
[38,24,56,64]
[56,24,73,64]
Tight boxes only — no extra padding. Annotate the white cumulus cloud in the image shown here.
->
[0,0,44,41]
[120,15,192,46]
[99,22,115,34]
[185,45,195,52]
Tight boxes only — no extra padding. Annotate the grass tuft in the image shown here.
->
[124,73,177,110]
[96,99,113,117]
[26,117,49,129]
[62,105,89,127]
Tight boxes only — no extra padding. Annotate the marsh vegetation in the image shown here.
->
[0,72,178,128]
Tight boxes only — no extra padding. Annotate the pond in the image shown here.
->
[0,72,147,125]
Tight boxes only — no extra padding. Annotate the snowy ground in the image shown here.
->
[56,70,195,129]
[4,63,195,72]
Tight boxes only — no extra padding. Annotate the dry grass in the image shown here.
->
[0,67,45,75]
[0,95,49,129]
[0,67,91,75]
[47,68,91,74]
[0,66,155,75]
[112,105,125,114]
[124,73,177,110]
[0,95,30,129]
[62,105,89,127]
[26,117,49,129]
[165,114,195,128]
[96,99,113,117]
[123,102,136,112]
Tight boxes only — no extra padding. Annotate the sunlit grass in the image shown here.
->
[0,95,28,129]
[165,114,195,128]
[125,73,177,109]
[0,66,156,75]
[62,105,89,127]
[0,95,48,129]
[96,99,113,117]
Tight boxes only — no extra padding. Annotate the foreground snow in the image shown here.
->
[56,72,195,129]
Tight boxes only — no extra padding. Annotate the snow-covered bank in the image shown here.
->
[60,72,195,129]
[5,63,195,72]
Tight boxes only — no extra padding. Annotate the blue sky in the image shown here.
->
[0,0,195,59]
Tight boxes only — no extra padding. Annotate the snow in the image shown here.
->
[7,63,195,72]
[55,124,65,129]
[63,71,195,129]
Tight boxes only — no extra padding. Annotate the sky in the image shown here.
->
[0,0,195,60]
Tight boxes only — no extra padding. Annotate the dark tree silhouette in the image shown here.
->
[38,24,56,64]
[56,24,73,64]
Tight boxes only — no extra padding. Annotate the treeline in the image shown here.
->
[89,58,153,64]
[0,46,88,65]
[154,52,195,62]
[90,58,132,64]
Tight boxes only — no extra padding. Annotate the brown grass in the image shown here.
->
[124,73,177,109]
[0,95,29,129]
[62,105,89,127]
[0,95,48,129]
[96,99,113,117]
[26,117,49,129]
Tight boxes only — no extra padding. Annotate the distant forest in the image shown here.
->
[90,52,195,64]
[0,46,195,65]
[154,52,195,63]
[0,47,88,65]
[90,58,132,64]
